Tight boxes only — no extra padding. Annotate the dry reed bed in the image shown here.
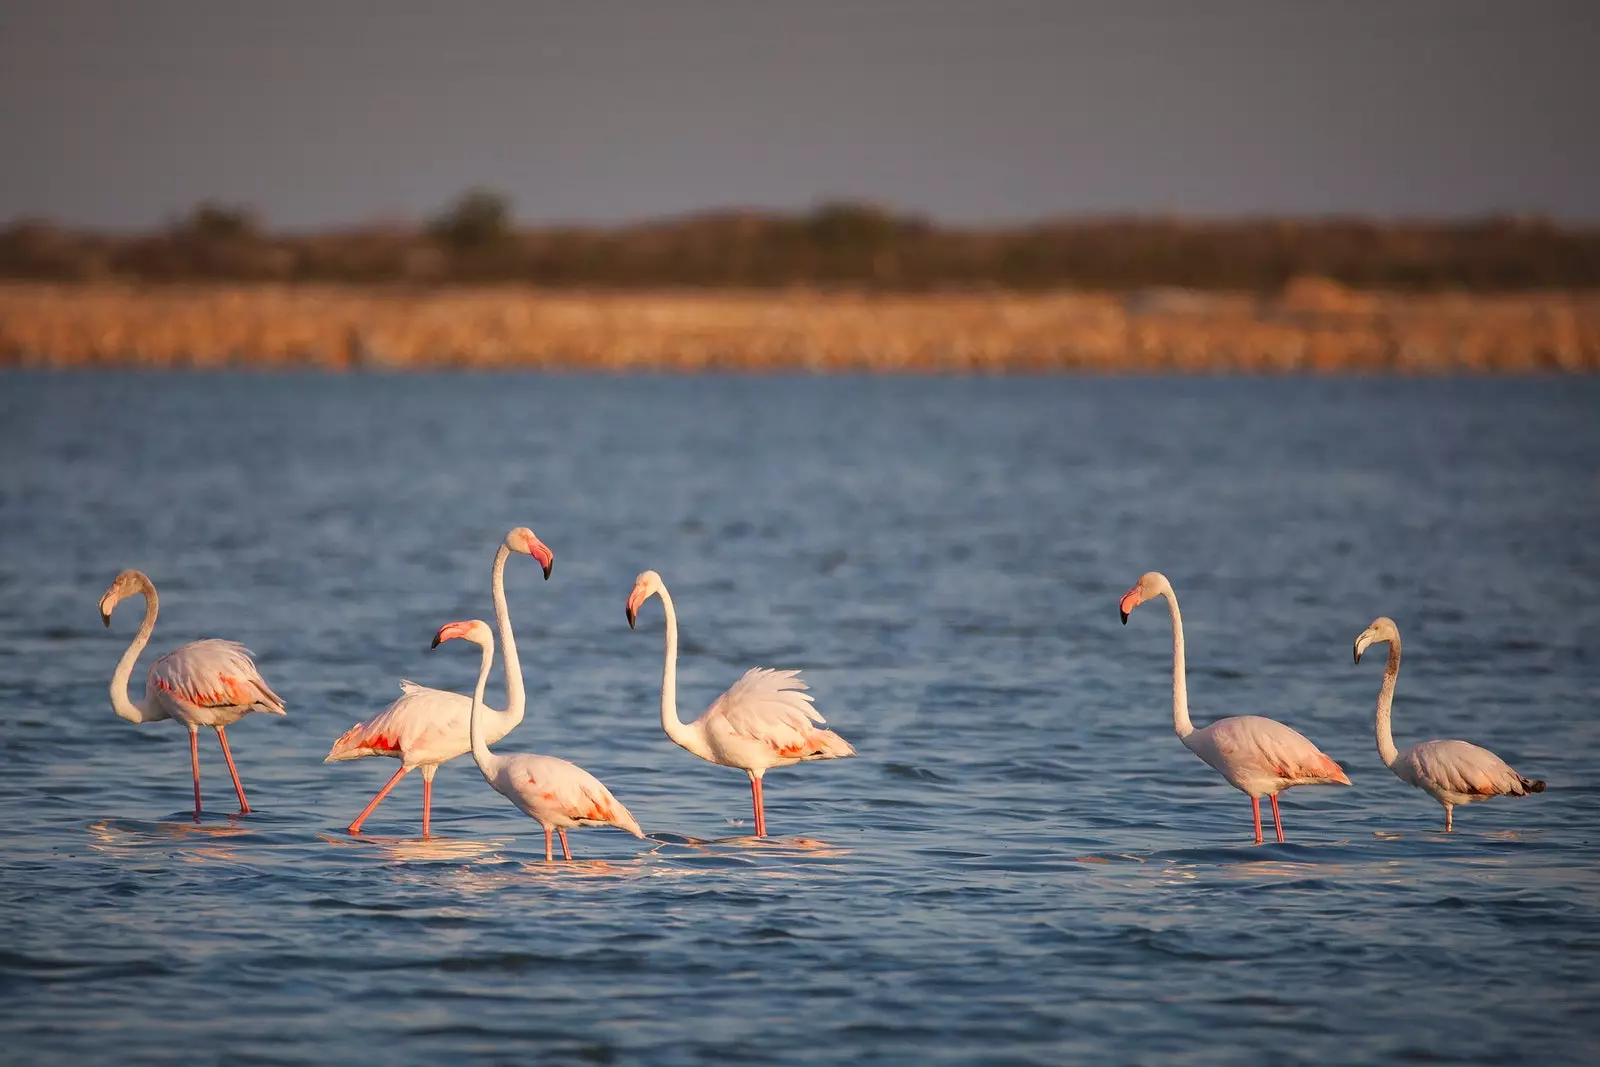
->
[1,282,1596,373]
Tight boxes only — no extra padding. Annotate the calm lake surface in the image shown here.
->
[2,372,1597,1065]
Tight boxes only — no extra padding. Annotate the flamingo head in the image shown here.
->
[1119,571,1171,625]
[431,618,493,650]
[626,570,665,630]
[504,527,553,579]
[1353,616,1399,665]
[99,569,151,627]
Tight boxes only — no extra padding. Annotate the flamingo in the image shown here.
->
[625,570,855,838]
[1119,571,1350,844]
[432,619,644,861]
[99,569,286,820]
[1354,616,1545,832]
[324,527,552,837]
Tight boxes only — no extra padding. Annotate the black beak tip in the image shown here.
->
[430,635,442,649]
[1120,610,1129,625]
[543,562,553,580]
[1353,648,1362,665]
[100,611,111,628]
[626,608,636,630]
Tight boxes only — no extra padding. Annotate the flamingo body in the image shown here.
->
[627,571,854,837]
[1120,571,1349,844]
[100,570,285,819]
[1355,616,1544,831]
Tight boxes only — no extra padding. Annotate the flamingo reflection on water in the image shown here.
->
[626,570,855,838]
[100,569,286,820]
[1354,616,1544,832]
[432,619,644,862]
[1119,571,1350,844]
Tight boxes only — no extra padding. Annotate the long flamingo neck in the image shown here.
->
[656,588,700,754]
[1163,590,1195,739]
[468,639,499,780]
[1374,638,1402,767]
[489,544,525,726]
[110,584,158,723]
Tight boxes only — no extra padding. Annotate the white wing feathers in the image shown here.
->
[706,668,825,737]
[149,639,285,714]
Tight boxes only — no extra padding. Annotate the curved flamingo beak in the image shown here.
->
[531,542,554,580]
[1353,644,1363,665]
[625,588,646,630]
[431,621,471,649]
[1119,588,1140,625]
[100,609,111,627]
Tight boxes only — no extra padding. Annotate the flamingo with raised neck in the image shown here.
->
[433,618,644,862]
[626,569,855,838]
[1354,616,1545,832]
[1119,571,1350,844]
[325,527,552,837]
[100,569,286,820]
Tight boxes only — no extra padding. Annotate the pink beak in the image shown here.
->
[1119,588,1141,624]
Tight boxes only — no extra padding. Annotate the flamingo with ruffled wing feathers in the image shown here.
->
[433,619,644,861]
[1119,571,1350,844]
[324,527,552,837]
[626,570,855,838]
[1354,616,1545,832]
[99,569,286,820]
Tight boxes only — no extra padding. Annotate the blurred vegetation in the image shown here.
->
[2,192,1598,291]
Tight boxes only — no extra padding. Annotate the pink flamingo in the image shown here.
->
[99,569,286,819]
[324,527,552,837]
[1354,616,1544,832]
[1119,571,1350,844]
[433,619,644,861]
[626,570,855,838]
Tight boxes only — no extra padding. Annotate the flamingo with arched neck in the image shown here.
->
[1354,616,1544,832]
[1119,571,1350,844]
[324,527,552,837]
[626,570,855,838]
[433,619,644,861]
[99,569,286,820]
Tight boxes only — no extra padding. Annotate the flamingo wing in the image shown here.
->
[511,754,644,837]
[324,685,472,763]
[148,639,285,716]
[1402,739,1531,798]
[702,668,855,761]
[1206,715,1350,786]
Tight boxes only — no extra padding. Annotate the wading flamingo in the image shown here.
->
[1119,571,1350,844]
[1354,616,1544,832]
[99,569,286,820]
[626,570,854,838]
[433,619,644,861]
[324,527,552,837]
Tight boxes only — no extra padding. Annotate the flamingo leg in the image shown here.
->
[1444,804,1454,833]
[558,829,572,861]
[215,727,251,815]
[421,775,433,839]
[750,775,767,838]
[188,729,202,821]
[347,765,409,834]
[543,826,554,862]
[1250,796,1263,845]
[1269,794,1285,844]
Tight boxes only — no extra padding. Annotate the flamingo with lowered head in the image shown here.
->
[1354,616,1544,832]
[626,570,855,838]
[1119,571,1350,844]
[433,618,644,861]
[100,569,286,820]
[325,527,552,837]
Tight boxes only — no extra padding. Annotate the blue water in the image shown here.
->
[2,372,1597,1065]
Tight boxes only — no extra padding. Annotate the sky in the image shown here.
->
[1,0,1596,229]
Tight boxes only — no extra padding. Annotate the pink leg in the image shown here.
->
[347,765,409,834]
[543,826,554,862]
[1269,794,1285,844]
[215,727,251,815]
[1250,796,1263,845]
[421,774,433,839]
[750,775,767,838]
[189,730,202,820]
[558,829,572,861]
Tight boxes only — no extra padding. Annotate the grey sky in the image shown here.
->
[1,0,1596,229]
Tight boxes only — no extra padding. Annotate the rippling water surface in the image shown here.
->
[2,372,1597,1065]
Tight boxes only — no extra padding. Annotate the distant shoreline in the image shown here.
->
[2,281,1596,374]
